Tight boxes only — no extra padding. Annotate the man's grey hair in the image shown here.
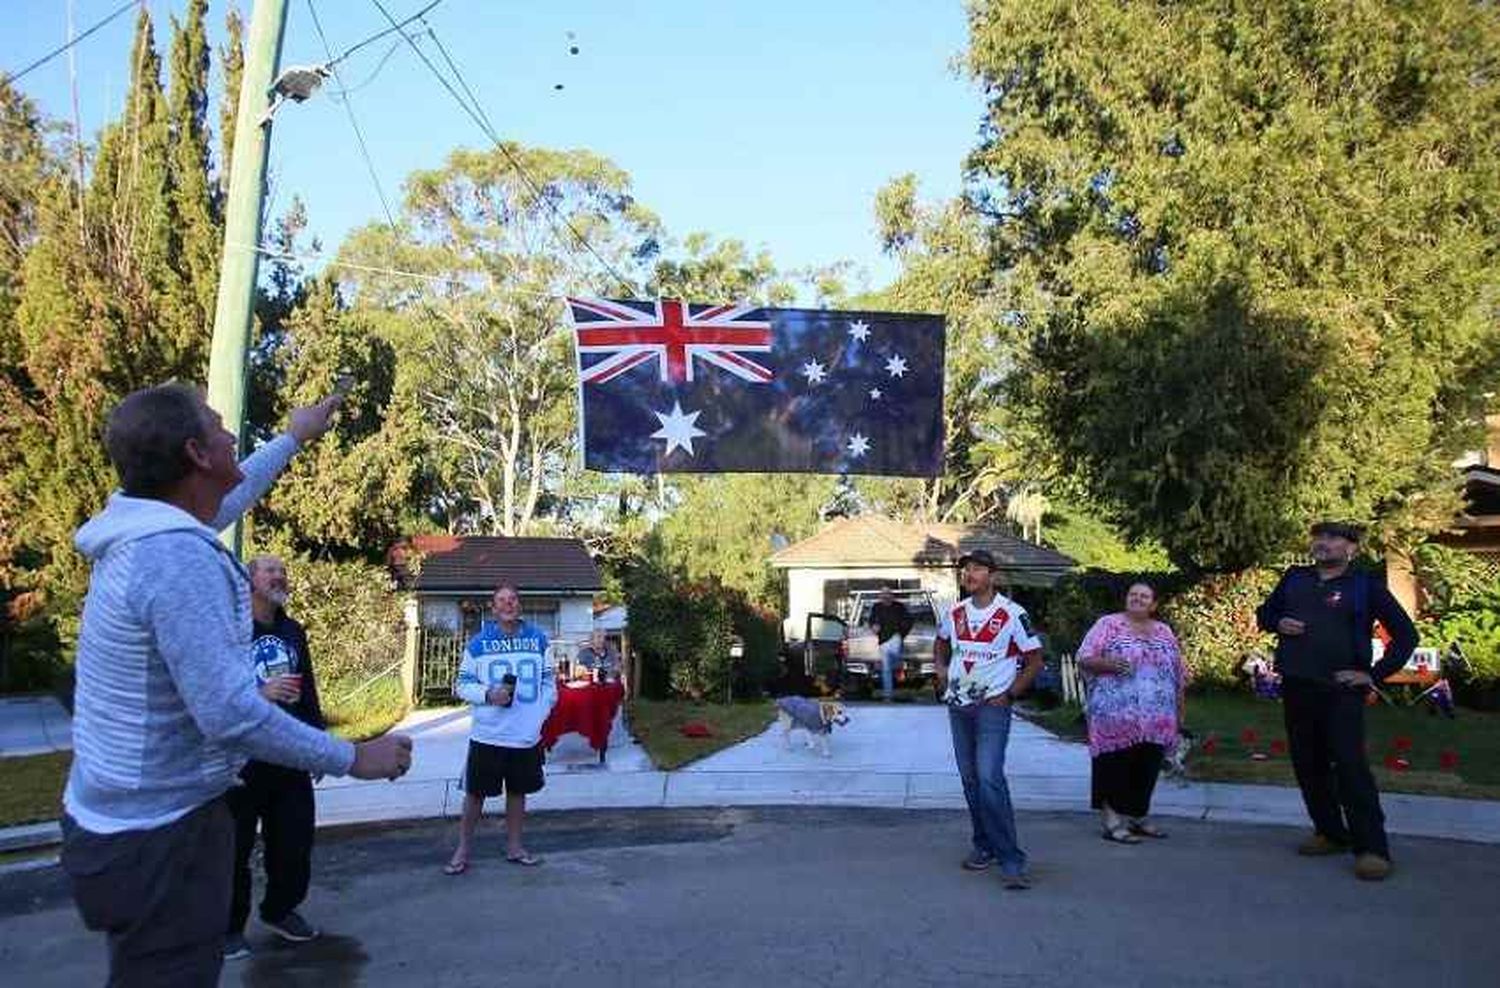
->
[103,383,210,498]
[247,554,284,580]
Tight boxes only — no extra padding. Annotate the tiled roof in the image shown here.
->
[770,514,1075,577]
[389,535,602,593]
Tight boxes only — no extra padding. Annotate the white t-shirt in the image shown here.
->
[936,594,1042,707]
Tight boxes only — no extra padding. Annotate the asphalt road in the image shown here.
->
[2,807,1497,987]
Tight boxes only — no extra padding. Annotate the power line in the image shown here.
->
[366,0,637,296]
[4,0,139,85]
[328,0,445,70]
[237,241,561,300]
[330,38,403,98]
[305,0,399,230]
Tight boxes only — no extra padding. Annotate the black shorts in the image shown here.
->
[463,740,545,797]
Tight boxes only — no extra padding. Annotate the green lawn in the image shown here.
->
[323,677,410,742]
[0,751,70,828]
[1024,690,1500,800]
[625,698,775,770]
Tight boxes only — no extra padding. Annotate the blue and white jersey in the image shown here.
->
[454,619,558,748]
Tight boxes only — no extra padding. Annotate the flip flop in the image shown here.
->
[1101,826,1142,845]
[1129,821,1168,839]
[442,860,469,876]
[505,853,542,867]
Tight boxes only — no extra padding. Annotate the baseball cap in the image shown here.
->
[956,548,999,571]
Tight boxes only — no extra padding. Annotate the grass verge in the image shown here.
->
[1023,690,1500,800]
[626,698,775,770]
[0,751,70,828]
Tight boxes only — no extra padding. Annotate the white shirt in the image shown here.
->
[936,594,1042,707]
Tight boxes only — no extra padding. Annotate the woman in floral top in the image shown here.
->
[1078,582,1188,844]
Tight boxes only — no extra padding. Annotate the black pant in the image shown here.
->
[1282,677,1389,858]
[1091,742,1165,819]
[61,797,233,987]
[228,762,315,933]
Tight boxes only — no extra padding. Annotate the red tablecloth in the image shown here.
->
[541,682,624,753]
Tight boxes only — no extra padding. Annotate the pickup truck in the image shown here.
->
[786,590,943,697]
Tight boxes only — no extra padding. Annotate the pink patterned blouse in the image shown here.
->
[1077,613,1188,758]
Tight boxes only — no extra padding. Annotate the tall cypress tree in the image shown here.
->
[2,8,224,650]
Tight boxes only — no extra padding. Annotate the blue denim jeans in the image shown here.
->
[879,636,903,698]
[948,702,1026,877]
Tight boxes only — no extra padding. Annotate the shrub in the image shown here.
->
[627,577,778,701]
[1160,569,1281,688]
[1413,545,1500,688]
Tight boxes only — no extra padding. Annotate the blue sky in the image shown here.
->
[4,1,982,291]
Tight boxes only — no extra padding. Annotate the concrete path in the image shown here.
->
[0,696,71,757]
[4,807,1498,987]
[311,701,1500,845]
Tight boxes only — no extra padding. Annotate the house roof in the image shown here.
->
[769,515,1076,581]
[389,535,602,594]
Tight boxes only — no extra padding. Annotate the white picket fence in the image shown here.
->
[1058,652,1086,707]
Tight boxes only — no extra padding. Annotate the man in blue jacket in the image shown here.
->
[1256,521,1417,881]
[65,384,413,987]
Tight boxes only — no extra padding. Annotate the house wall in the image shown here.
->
[782,565,958,641]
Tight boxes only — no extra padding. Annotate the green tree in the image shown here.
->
[1,7,223,649]
[967,0,1500,570]
[338,144,662,536]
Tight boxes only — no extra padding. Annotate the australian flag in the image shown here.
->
[569,297,945,476]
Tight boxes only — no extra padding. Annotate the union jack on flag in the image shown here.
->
[568,297,774,385]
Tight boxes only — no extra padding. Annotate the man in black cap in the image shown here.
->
[1255,522,1417,881]
[934,548,1045,889]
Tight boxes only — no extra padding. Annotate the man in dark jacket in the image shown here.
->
[225,555,329,958]
[1255,522,1417,882]
[869,588,915,700]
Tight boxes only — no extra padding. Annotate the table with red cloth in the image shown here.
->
[541,681,625,761]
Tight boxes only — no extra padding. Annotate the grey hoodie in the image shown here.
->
[65,435,356,834]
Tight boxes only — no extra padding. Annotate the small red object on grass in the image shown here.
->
[1382,753,1410,772]
[1269,739,1287,757]
[1393,735,1413,752]
[1439,750,1460,771]
[1201,735,1219,756]
[679,722,713,738]
[1240,727,1259,746]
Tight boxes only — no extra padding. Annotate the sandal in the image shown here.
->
[442,859,469,876]
[1129,821,1168,839]
[505,852,542,867]
[1101,826,1142,845]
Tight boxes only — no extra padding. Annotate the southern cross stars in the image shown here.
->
[884,354,908,378]
[848,319,871,343]
[650,401,707,457]
[799,359,828,385]
[847,433,871,458]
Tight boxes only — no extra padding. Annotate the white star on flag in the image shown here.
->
[847,433,871,458]
[848,320,870,343]
[869,387,883,400]
[885,354,908,378]
[650,401,707,457]
[800,359,828,385]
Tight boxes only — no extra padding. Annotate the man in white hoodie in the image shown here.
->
[63,383,413,987]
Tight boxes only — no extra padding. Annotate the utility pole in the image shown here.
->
[206,0,290,554]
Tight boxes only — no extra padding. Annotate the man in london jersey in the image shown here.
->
[445,583,558,874]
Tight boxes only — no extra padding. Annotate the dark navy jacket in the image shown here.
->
[1255,566,1417,685]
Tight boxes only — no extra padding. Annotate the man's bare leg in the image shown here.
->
[505,792,527,858]
[448,793,484,869]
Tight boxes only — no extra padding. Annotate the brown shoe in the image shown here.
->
[1354,854,1392,881]
[1297,834,1350,857]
